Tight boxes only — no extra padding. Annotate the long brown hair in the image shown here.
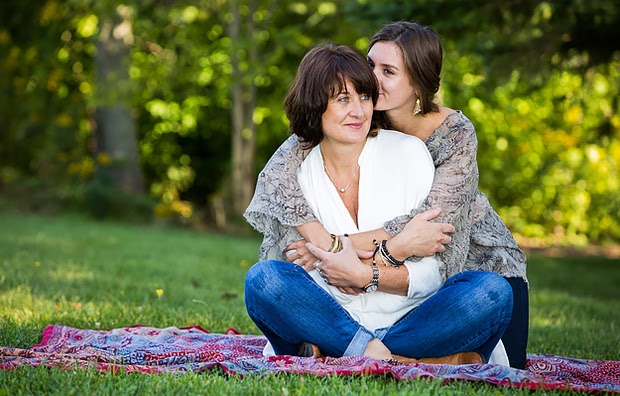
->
[369,21,442,120]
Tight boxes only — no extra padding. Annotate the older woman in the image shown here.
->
[244,44,512,363]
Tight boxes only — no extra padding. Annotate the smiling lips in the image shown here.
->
[346,122,364,129]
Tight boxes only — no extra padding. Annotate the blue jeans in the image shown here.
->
[245,260,513,362]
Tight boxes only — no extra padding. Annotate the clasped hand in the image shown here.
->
[308,236,374,295]
[389,208,456,258]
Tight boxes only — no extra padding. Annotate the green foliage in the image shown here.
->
[0,0,618,244]
[0,1,94,191]
[0,211,618,394]
[442,52,620,245]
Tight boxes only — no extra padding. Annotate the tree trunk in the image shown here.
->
[228,0,258,216]
[94,6,144,193]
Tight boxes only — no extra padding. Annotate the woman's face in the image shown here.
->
[367,41,417,112]
[321,79,373,146]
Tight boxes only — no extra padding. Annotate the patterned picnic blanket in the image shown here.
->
[1,325,618,393]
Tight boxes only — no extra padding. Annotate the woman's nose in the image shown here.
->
[372,68,382,89]
[349,98,365,117]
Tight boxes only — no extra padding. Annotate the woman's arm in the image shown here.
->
[244,135,317,260]
[306,237,410,296]
[384,114,479,273]
[288,209,454,273]
[306,236,442,299]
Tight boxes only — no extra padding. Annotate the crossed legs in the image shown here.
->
[245,260,513,362]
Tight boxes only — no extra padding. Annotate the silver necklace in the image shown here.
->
[324,164,360,193]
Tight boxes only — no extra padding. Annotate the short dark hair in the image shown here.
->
[284,44,380,149]
[369,21,442,117]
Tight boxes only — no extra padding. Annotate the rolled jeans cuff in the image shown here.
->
[342,327,375,356]
[374,327,388,341]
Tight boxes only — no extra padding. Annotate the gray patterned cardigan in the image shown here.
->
[244,111,527,284]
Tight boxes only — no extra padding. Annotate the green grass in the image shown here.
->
[0,211,618,395]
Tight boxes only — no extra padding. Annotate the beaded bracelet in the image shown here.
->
[379,239,405,268]
[377,246,393,267]
[371,245,380,266]
[376,249,389,266]
[372,239,388,267]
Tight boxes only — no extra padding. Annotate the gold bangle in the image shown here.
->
[328,234,342,253]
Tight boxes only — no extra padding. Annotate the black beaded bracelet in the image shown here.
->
[380,239,405,268]
[372,245,380,266]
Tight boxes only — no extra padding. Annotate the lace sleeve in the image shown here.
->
[244,135,318,260]
[383,114,479,278]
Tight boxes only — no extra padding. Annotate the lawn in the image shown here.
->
[0,210,618,395]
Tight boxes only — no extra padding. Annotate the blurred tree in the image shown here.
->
[227,0,271,216]
[95,4,144,193]
[129,0,355,224]
[342,0,619,72]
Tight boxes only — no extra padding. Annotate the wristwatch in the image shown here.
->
[363,265,379,293]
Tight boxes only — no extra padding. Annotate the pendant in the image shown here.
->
[340,188,345,193]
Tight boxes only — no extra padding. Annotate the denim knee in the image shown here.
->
[482,272,514,313]
[245,260,268,288]
[245,260,302,306]
[474,272,514,327]
[453,271,513,323]
[245,260,283,297]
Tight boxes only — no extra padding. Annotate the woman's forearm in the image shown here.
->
[349,229,392,251]
[307,237,408,296]
[342,261,409,297]
[295,221,333,251]
[374,264,408,296]
[296,223,392,252]
[296,210,453,263]
[355,209,455,262]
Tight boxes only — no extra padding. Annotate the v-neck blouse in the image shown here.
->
[297,129,443,333]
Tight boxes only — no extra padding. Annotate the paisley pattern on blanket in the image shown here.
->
[1,325,618,394]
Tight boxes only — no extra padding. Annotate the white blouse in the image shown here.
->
[297,129,442,333]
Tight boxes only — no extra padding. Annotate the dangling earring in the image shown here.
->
[413,98,421,115]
